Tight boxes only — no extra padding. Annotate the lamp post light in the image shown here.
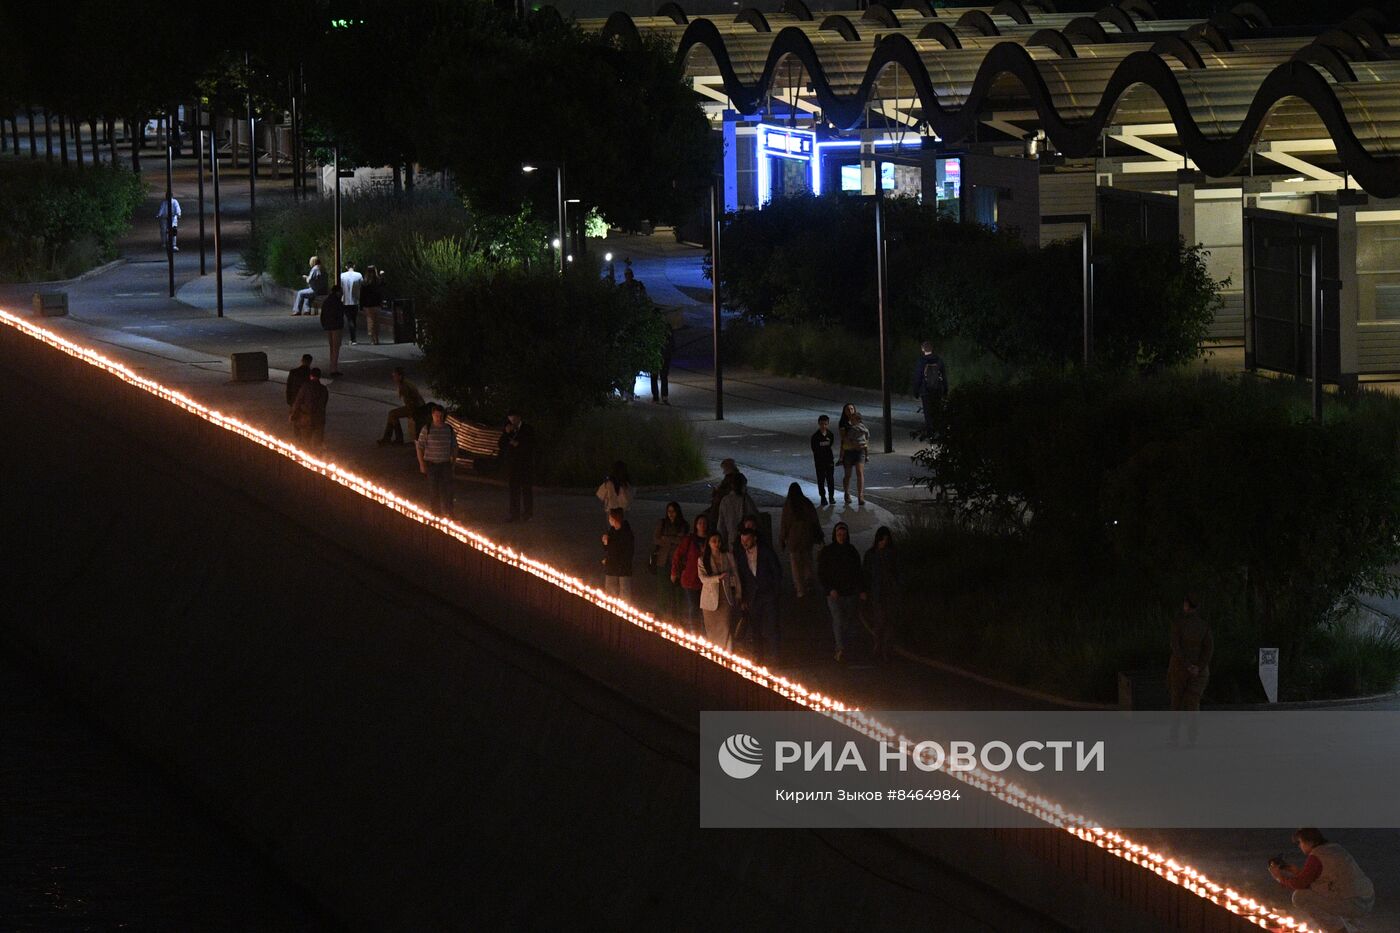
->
[711,176,724,422]
[523,162,567,274]
[605,251,615,284]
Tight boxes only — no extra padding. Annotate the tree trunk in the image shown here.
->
[230,118,239,169]
[393,163,402,194]
[90,119,100,164]
[74,116,84,168]
[58,114,69,167]
[130,115,142,172]
[405,162,415,190]
[27,106,37,158]
[43,108,53,162]
[0,115,8,153]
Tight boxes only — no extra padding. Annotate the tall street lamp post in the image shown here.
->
[522,162,566,274]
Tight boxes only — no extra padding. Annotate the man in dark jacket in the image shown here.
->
[601,508,635,601]
[912,341,948,440]
[286,354,312,408]
[289,367,329,448]
[734,525,783,660]
[500,411,536,522]
[811,414,836,506]
[819,522,865,662]
[1169,594,1213,745]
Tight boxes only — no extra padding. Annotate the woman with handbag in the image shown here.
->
[697,531,739,650]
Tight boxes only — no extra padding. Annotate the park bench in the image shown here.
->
[445,414,501,475]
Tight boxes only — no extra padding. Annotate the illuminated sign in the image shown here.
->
[759,125,814,160]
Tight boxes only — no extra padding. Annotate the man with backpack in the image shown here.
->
[912,341,949,440]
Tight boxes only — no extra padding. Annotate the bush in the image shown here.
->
[409,236,667,420]
[905,372,1400,701]
[714,194,1224,372]
[0,162,144,282]
[243,190,473,288]
[723,319,1007,392]
[535,406,707,487]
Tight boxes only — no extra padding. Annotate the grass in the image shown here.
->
[536,405,708,488]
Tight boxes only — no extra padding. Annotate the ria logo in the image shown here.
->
[718,734,764,779]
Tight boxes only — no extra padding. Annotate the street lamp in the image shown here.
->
[604,251,615,284]
[523,161,566,274]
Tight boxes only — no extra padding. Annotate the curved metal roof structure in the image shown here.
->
[580,2,1400,197]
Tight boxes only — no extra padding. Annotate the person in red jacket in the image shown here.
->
[670,513,710,633]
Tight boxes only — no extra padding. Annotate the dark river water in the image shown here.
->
[0,653,339,931]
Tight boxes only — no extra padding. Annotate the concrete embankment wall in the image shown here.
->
[0,322,1260,932]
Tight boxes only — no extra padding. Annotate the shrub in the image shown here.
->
[723,319,1006,392]
[536,406,707,487]
[906,372,1400,701]
[408,236,667,420]
[713,194,1224,372]
[243,190,472,287]
[0,162,144,282]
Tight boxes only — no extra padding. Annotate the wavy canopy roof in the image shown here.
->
[579,2,1400,197]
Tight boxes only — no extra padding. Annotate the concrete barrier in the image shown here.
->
[0,321,1275,933]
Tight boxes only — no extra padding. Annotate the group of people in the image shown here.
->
[811,406,871,506]
[294,256,391,377]
[590,457,901,664]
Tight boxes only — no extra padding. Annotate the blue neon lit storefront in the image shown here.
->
[735,123,961,214]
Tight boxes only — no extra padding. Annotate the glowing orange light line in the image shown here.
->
[0,308,1301,932]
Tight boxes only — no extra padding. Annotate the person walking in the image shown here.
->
[500,412,535,522]
[601,507,636,601]
[319,284,346,378]
[652,502,689,620]
[650,324,675,405]
[1168,594,1213,745]
[285,354,312,409]
[670,513,710,632]
[156,196,181,251]
[415,403,459,517]
[361,266,386,345]
[595,461,633,516]
[839,404,870,505]
[780,482,823,599]
[733,525,782,660]
[292,256,327,316]
[716,471,758,553]
[697,531,739,649]
[339,261,363,345]
[863,526,901,663]
[289,367,328,448]
[819,521,864,662]
[1270,829,1374,933]
[912,340,949,439]
[811,414,837,506]
[379,367,426,446]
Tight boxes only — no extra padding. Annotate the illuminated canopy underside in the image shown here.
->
[579,1,1400,197]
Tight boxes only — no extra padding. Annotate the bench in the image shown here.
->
[445,414,501,474]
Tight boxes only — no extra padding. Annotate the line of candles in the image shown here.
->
[0,308,1305,932]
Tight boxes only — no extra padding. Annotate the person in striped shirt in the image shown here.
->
[415,404,458,517]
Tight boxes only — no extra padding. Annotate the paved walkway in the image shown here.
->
[4,160,1397,927]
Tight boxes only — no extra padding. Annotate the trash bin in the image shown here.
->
[1117,669,1170,710]
[32,292,68,316]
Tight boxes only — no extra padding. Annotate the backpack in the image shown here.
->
[922,358,947,398]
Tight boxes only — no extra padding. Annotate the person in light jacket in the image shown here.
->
[595,460,633,515]
[293,256,327,315]
[697,532,738,649]
[1270,828,1374,933]
[716,471,758,552]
